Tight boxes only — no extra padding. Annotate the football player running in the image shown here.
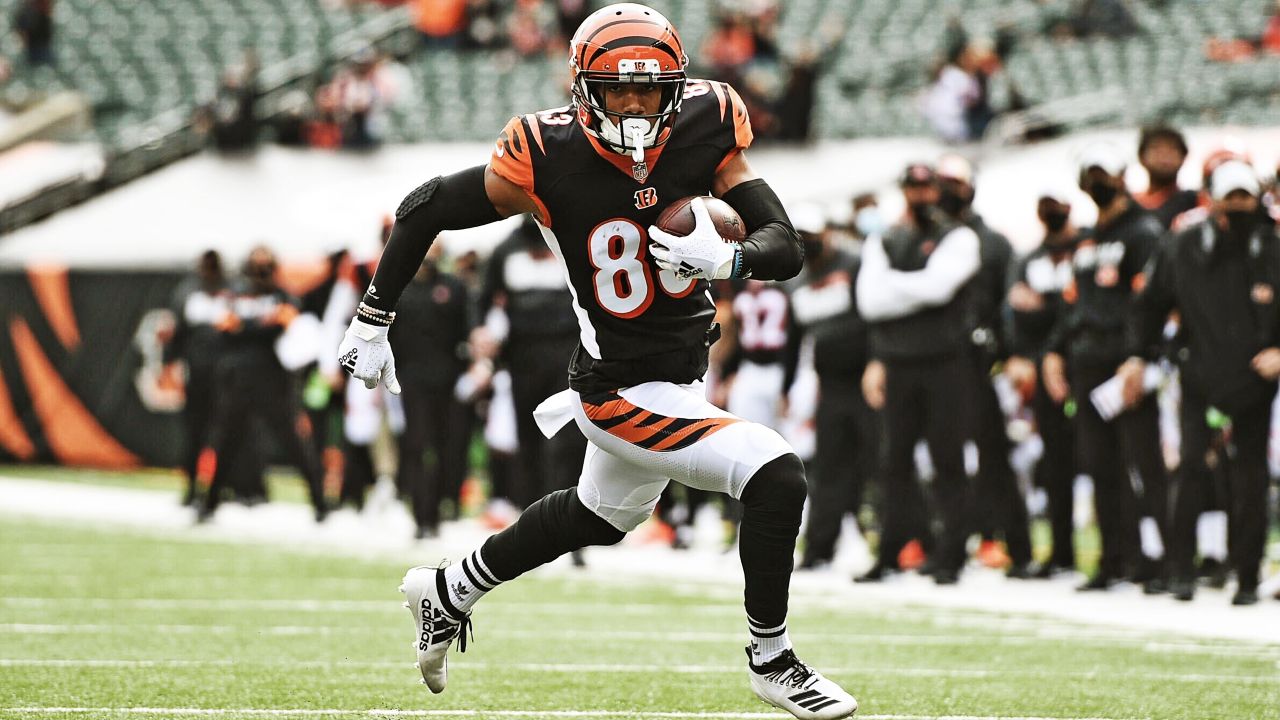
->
[337,4,857,718]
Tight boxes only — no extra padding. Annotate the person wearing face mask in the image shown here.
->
[1133,124,1199,231]
[856,162,983,585]
[1041,145,1169,592]
[785,207,872,570]
[935,154,1033,578]
[198,246,329,523]
[390,246,473,539]
[1006,188,1086,577]
[1121,161,1280,606]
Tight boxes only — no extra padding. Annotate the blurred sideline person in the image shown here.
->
[391,245,472,539]
[1123,161,1280,605]
[787,206,872,570]
[165,250,231,507]
[199,246,329,523]
[935,154,1033,577]
[322,223,405,509]
[1041,145,1167,592]
[1006,188,1084,576]
[336,5,859,717]
[856,163,982,586]
[477,216,588,513]
[1133,124,1199,231]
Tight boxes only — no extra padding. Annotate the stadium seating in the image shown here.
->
[3,0,1279,147]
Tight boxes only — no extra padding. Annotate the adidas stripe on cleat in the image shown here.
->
[746,647,858,720]
[401,563,473,694]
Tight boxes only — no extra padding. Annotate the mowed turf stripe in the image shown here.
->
[3,624,1277,658]
[0,709,1145,720]
[1,659,1275,683]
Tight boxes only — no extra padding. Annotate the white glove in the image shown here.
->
[338,317,401,394]
[648,197,740,281]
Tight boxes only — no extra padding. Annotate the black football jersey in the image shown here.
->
[488,78,753,362]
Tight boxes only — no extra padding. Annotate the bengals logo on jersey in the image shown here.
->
[634,188,658,210]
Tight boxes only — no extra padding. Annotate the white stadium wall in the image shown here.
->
[3,126,1280,270]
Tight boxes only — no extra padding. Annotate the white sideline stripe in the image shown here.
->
[4,624,1277,657]
[1,659,1274,683]
[0,709,1138,720]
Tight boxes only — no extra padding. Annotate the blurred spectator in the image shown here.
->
[329,49,387,148]
[922,53,981,144]
[271,89,313,147]
[1071,0,1138,39]
[554,0,592,46]
[208,53,260,152]
[12,0,53,68]
[1206,1,1280,61]
[508,0,556,57]
[464,0,504,50]
[1134,124,1199,230]
[165,250,231,507]
[415,0,468,49]
[307,84,345,149]
[702,10,757,73]
[1265,0,1280,54]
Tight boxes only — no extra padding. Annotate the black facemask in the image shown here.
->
[1224,210,1259,244]
[1086,182,1119,208]
[1147,169,1179,189]
[937,189,968,217]
[1041,210,1069,233]
[907,202,935,229]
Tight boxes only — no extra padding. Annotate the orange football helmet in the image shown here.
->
[569,3,688,159]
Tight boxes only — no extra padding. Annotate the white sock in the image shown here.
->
[748,615,792,665]
[441,549,501,614]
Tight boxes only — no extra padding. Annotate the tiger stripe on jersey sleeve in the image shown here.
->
[715,82,754,171]
[488,115,552,226]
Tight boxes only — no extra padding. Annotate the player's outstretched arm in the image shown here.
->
[338,164,529,393]
[713,151,803,281]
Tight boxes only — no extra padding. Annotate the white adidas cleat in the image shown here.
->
[400,564,471,694]
[746,648,858,720]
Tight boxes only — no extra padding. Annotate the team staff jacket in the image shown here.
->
[1046,200,1164,366]
[857,215,982,361]
[1005,235,1083,361]
[389,268,471,390]
[1129,216,1280,413]
[488,78,753,393]
[478,221,579,345]
[964,212,1014,363]
[789,250,866,381]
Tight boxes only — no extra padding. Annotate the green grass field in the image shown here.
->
[2,514,1279,720]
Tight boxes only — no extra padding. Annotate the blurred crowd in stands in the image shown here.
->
[162,120,1280,604]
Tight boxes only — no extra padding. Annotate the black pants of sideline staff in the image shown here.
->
[878,353,975,579]
[201,364,326,519]
[969,363,1032,568]
[398,375,468,534]
[1030,375,1076,569]
[1174,383,1276,593]
[803,377,874,566]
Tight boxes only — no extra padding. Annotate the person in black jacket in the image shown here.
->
[1122,161,1280,605]
[1133,124,1199,231]
[789,210,872,570]
[936,154,1033,578]
[1041,145,1168,591]
[166,250,231,506]
[856,163,983,585]
[1005,188,1085,576]
[198,246,328,523]
[391,247,472,538]
[477,217,587,514]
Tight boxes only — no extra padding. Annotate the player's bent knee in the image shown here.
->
[565,489,628,547]
[740,453,807,511]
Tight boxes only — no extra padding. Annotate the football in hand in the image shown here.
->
[654,196,746,243]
